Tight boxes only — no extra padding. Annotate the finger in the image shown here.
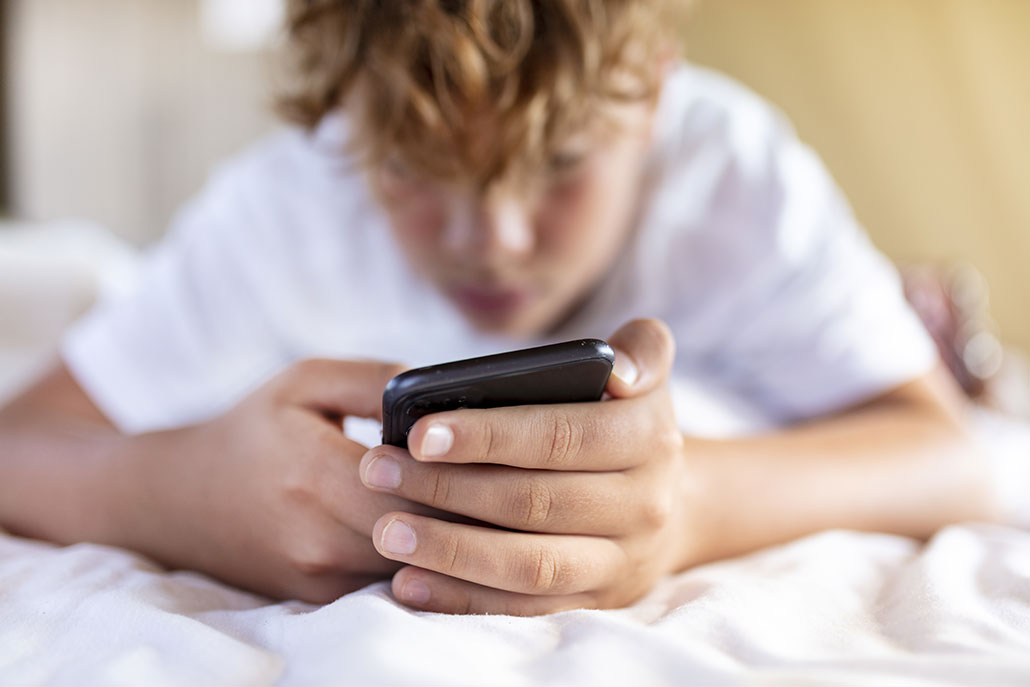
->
[360,445,654,535]
[391,567,599,615]
[405,393,673,470]
[275,358,407,421]
[300,422,445,535]
[371,512,626,596]
[281,507,402,579]
[605,318,675,399]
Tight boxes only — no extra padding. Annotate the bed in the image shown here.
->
[2,223,1029,685]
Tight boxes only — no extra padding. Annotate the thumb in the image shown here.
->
[606,318,675,399]
[275,358,408,421]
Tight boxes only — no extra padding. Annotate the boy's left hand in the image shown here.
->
[360,319,697,615]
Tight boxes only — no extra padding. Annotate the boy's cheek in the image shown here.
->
[373,171,448,237]
[385,196,448,248]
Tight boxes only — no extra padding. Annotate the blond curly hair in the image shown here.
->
[278,0,681,186]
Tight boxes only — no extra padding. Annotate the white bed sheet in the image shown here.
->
[1,521,1029,686]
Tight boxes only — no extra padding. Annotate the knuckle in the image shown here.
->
[480,419,496,459]
[510,477,554,530]
[285,537,338,576]
[655,425,684,457]
[271,358,328,403]
[546,412,584,467]
[310,424,342,456]
[523,545,563,594]
[286,438,340,503]
[282,459,320,506]
[638,492,673,531]
[290,357,324,380]
[439,531,467,576]
[427,468,453,507]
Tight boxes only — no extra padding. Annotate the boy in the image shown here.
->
[0,0,996,615]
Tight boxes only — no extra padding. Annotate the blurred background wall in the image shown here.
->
[1,0,1027,353]
[3,0,278,243]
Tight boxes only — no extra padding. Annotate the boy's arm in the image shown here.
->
[680,368,998,565]
[0,364,131,545]
[0,360,441,603]
[358,319,999,615]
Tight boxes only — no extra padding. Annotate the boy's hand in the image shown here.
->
[359,319,695,615]
[126,359,446,604]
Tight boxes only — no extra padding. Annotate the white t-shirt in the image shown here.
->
[62,64,937,438]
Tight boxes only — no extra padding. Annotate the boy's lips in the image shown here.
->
[448,283,532,319]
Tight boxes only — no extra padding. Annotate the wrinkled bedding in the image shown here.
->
[2,522,1029,686]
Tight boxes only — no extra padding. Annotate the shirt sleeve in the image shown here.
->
[60,160,290,434]
[662,85,938,423]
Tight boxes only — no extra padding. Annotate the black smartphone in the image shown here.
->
[382,338,615,448]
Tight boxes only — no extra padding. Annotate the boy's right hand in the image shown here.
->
[119,359,437,603]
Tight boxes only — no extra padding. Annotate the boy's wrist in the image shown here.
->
[68,428,167,551]
[103,426,209,566]
[671,436,734,573]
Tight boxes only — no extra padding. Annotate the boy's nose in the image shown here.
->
[444,195,535,263]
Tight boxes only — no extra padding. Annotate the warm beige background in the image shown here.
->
[5,0,1027,352]
[681,0,1029,354]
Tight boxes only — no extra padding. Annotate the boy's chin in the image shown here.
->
[460,305,556,340]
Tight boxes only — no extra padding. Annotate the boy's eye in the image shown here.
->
[547,151,589,174]
[383,156,416,180]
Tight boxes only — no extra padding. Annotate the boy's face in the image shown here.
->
[372,101,656,337]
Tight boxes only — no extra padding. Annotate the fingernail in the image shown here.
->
[421,423,454,458]
[400,579,431,605]
[364,456,401,490]
[381,519,417,555]
[612,349,639,386]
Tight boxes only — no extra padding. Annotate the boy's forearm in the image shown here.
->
[0,408,211,577]
[0,409,140,545]
[679,385,999,569]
